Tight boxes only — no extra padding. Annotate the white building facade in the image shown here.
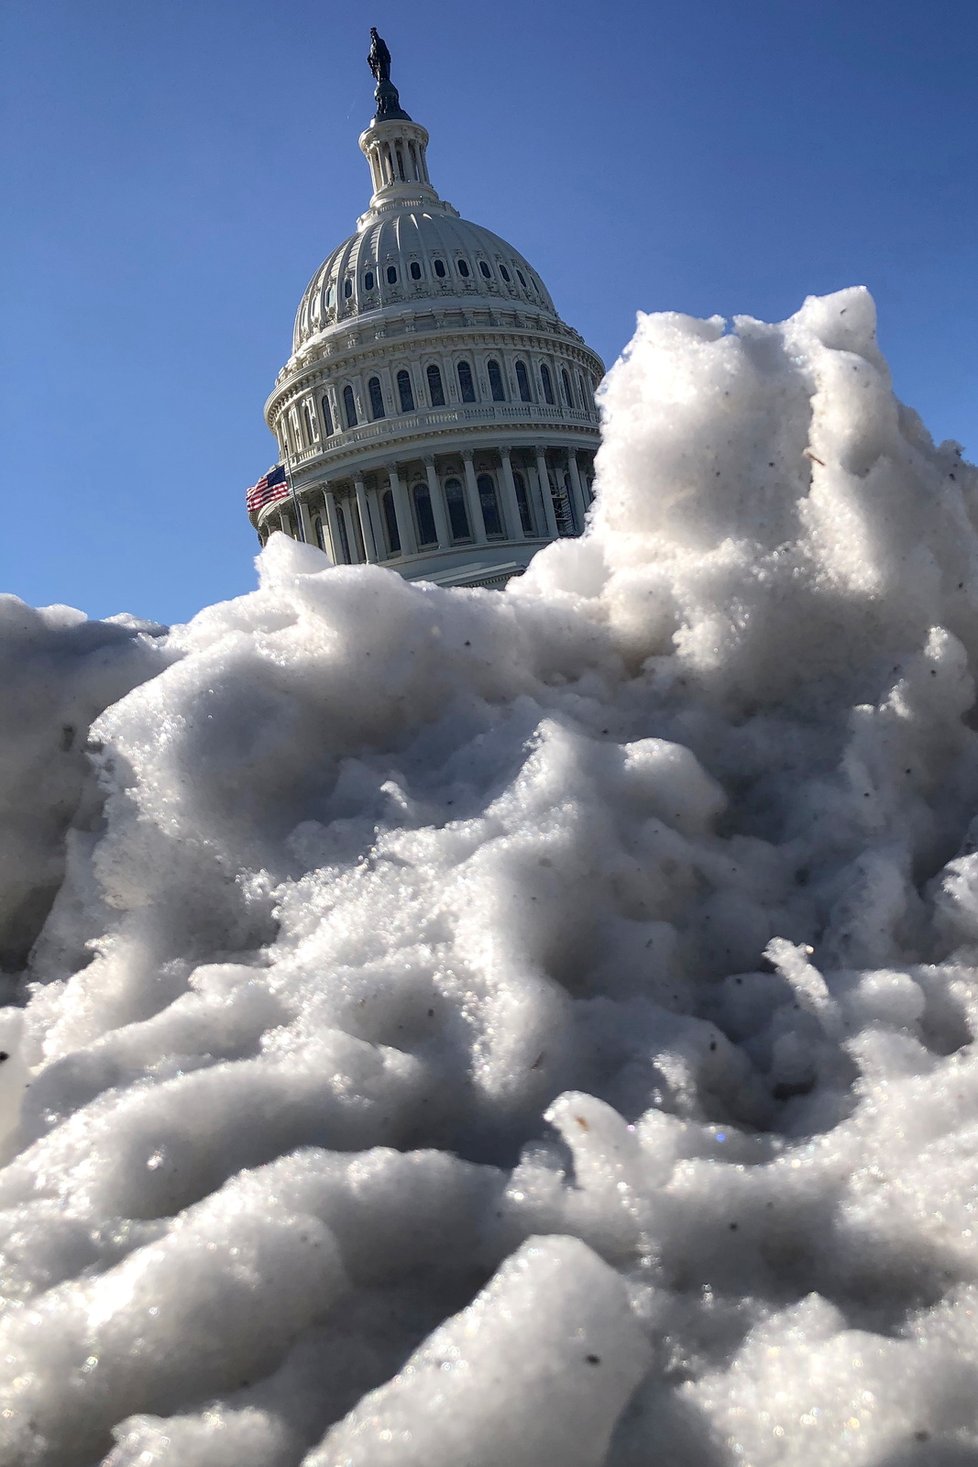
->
[250,44,604,590]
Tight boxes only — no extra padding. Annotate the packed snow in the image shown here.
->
[3,287,978,1465]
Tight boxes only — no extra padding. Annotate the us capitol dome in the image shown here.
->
[248,31,604,590]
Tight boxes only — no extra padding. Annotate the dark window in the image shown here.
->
[427,363,445,406]
[540,363,555,405]
[479,260,492,279]
[364,270,375,291]
[343,385,357,428]
[344,278,353,299]
[561,368,573,407]
[499,264,511,283]
[395,145,405,180]
[457,259,470,278]
[516,269,527,288]
[397,369,415,413]
[515,360,531,402]
[457,360,475,403]
[554,475,574,536]
[487,360,505,402]
[514,471,533,535]
[410,261,422,280]
[386,265,398,284]
[382,489,401,555]
[303,403,315,443]
[434,258,446,278]
[337,504,352,563]
[477,473,503,537]
[445,477,470,540]
[313,517,326,552]
[320,394,334,436]
[413,482,437,546]
[368,376,385,420]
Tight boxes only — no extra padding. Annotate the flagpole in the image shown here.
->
[281,438,306,543]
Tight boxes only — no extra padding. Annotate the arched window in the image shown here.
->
[320,394,334,437]
[433,258,446,278]
[313,516,326,552]
[368,376,385,420]
[477,473,503,538]
[386,265,398,284]
[514,471,533,535]
[397,369,415,413]
[444,477,470,540]
[487,359,506,402]
[554,475,574,536]
[499,264,511,283]
[427,363,445,406]
[382,489,401,555]
[457,360,476,403]
[561,368,573,407]
[303,402,315,444]
[343,385,357,429]
[364,270,375,291]
[540,363,555,405]
[479,260,492,279]
[515,360,531,402]
[410,260,422,280]
[337,503,352,563]
[457,258,470,278]
[412,482,437,546]
[344,278,353,299]
[516,269,527,288]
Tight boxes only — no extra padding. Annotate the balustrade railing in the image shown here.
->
[287,401,596,465]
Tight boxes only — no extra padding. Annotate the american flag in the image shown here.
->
[246,464,290,513]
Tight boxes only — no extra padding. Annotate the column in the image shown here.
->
[566,449,589,532]
[535,447,559,538]
[354,477,377,563]
[389,465,417,556]
[425,457,451,548]
[498,448,525,542]
[324,488,343,563]
[277,509,292,538]
[462,451,488,545]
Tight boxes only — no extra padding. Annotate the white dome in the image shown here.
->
[252,36,604,595]
[293,208,558,353]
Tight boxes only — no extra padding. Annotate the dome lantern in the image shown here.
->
[359,30,438,216]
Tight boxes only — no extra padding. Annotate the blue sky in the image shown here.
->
[3,0,976,624]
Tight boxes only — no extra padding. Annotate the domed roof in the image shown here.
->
[293,206,558,353]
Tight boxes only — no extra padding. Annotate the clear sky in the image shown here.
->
[3,0,976,625]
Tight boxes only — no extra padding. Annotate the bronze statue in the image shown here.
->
[367,28,391,85]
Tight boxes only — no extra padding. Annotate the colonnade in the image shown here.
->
[268,444,595,566]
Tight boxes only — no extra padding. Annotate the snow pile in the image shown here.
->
[3,288,978,1465]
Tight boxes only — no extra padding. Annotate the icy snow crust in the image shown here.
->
[3,289,978,1464]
